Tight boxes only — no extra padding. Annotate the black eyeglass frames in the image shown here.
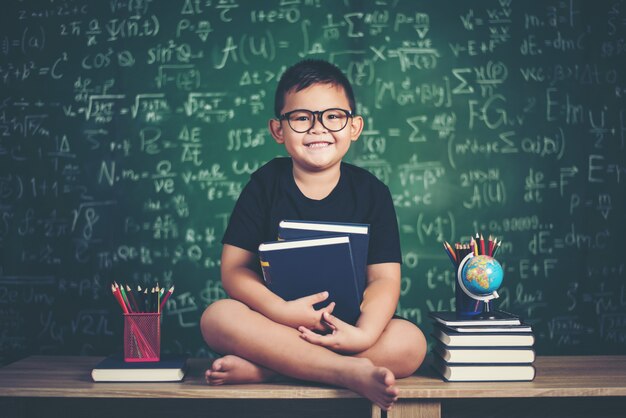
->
[278,108,353,133]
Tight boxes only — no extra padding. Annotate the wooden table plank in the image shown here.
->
[0,356,359,399]
[1,355,625,400]
[395,355,626,398]
[388,400,441,418]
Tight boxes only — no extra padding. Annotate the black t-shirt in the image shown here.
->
[222,157,402,265]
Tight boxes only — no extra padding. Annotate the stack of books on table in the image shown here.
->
[429,311,536,382]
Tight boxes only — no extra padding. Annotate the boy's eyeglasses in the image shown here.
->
[278,108,353,133]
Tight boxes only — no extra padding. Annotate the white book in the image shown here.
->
[278,220,369,235]
[434,344,536,364]
[432,359,536,382]
[91,355,186,382]
[432,327,535,347]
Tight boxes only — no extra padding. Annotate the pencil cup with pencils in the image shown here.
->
[124,313,160,362]
[111,282,176,362]
[443,234,503,318]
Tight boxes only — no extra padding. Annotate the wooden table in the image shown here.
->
[1,355,625,418]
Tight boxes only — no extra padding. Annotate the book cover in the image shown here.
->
[441,323,532,333]
[277,220,369,298]
[433,343,536,364]
[91,355,187,382]
[259,235,361,325]
[431,327,535,347]
[429,310,521,327]
[432,357,536,382]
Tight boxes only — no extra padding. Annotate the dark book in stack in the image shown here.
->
[429,311,536,382]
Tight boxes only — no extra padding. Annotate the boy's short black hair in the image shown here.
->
[274,59,356,118]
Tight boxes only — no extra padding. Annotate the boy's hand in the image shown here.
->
[297,311,376,354]
[282,291,335,331]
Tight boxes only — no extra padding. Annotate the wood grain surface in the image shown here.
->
[1,355,625,400]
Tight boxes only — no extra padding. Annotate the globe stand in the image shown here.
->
[456,253,500,317]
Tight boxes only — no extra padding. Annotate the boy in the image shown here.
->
[200,59,426,411]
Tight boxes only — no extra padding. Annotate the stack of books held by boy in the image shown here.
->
[258,220,369,325]
[429,310,536,382]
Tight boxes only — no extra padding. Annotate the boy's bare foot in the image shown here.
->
[204,354,397,410]
[205,355,276,385]
[340,358,399,411]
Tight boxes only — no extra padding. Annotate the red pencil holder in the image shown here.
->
[124,313,160,362]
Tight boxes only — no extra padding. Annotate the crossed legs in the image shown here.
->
[200,299,426,410]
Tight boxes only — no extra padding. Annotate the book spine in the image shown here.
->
[259,258,272,285]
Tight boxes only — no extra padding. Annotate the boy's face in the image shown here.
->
[269,83,363,174]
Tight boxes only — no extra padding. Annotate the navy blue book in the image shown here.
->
[259,235,361,325]
[91,354,187,382]
[277,220,369,299]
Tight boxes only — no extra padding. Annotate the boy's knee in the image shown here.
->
[394,320,427,377]
[200,299,244,341]
[410,326,427,373]
[413,326,427,360]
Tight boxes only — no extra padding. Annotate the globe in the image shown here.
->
[460,255,503,296]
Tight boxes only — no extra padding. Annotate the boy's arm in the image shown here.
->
[357,262,401,341]
[298,262,400,353]
[221,243,334,330]
[221,243,282,315]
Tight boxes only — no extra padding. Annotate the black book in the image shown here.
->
[429,310,521,327]
[441,322,532,333]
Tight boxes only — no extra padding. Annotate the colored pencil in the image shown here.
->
[118,282,134,313]
[492,237,502,257]
[136,285,144,312]
[111,284,129,313]
[157,285,161,314]
[479,234,486,255]
[444,241,457,261]
[160,285,175,311]
[125,284,140,313]
[143,288,149,312]
[110,283,176,314]
[443,242,457,266]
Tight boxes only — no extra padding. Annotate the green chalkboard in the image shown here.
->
[1,0,625,365]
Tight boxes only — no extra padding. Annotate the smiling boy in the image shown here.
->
[200,59,426,411]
